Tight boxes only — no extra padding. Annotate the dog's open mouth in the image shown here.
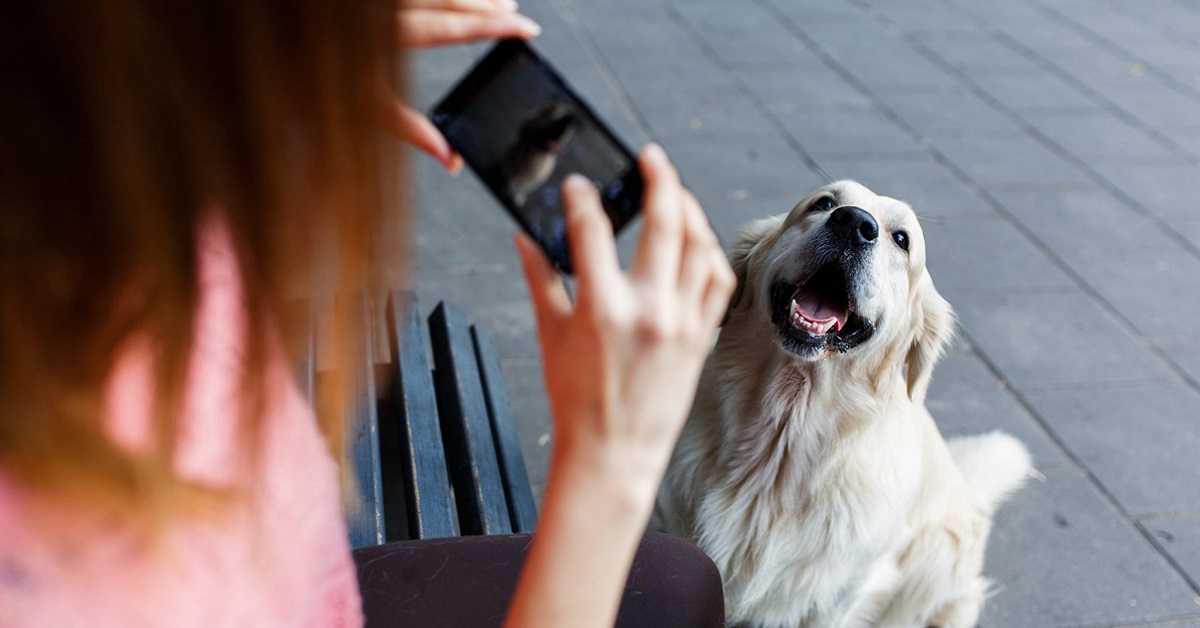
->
[771,263,875,356]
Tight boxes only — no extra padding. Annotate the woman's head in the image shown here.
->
[0,0,405,518]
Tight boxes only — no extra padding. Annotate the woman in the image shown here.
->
[0,1,733,626]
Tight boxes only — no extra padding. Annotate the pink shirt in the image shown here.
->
[0,217,363,627]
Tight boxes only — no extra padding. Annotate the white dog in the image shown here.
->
[662,181,1031,628]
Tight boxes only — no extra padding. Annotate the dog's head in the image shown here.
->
[725,180,954,401]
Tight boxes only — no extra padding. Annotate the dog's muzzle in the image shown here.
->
[770,206,877,357]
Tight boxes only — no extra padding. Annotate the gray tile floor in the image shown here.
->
[407,0,1200,625]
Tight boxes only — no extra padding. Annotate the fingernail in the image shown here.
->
[513,14,542,37]
[564,173,592,191]
[644,142,666,162]
[448,153,464,176]
[497,0,519,10]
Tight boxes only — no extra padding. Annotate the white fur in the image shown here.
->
[662,181,1032,628]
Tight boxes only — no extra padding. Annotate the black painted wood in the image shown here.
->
[471,326,537,534]
[385,292,457,540]
[428,302,512,536]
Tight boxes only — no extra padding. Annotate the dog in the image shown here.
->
[661,181,1031,628]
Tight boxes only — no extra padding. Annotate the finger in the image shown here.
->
[676,188,719,304]
[405,0,517,12]
[561,175,621,297]
[397,9,540,48]
[381,102,462,172]
[700,235,736,329]
[515,233,572,330]
[630,144,684,288]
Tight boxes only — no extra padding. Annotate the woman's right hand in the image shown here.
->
[516,144,734,496]
[507,144,733,628]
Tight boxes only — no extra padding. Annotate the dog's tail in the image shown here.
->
[948,431,1033,517]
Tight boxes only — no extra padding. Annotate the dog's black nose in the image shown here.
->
[827,206,878,245]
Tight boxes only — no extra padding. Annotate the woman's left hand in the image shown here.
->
[383,0,541,172]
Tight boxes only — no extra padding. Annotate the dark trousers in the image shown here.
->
[354,532,725,627]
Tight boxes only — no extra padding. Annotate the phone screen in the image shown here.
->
[431,40,642,273]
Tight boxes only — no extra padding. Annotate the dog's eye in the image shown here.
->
[892,230,910,252]
[811,195,837,212]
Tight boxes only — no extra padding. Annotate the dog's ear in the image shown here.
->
[906,272,955,404]
[723,216,783,326]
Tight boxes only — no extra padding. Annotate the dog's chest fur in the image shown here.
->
[665,328,927,627]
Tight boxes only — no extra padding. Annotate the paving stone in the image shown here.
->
[1143,514,1200,591]
[674,2,819,71]
[413,184,515,269]
[827,44,963,92]
[736,65,875,112]
[562,0,671,21]
[1054,53,1174,98]
[1026,385,1200,517]
[759,0,868,24]
[1092,87,1200,135]
[494,356,552,500]
[1087,158,1200,219]
[1168,127,1200,159]
[1051,0,1200,75]
[986,186,1180,260]
[693,190,818,247]
[704,35,820,73]
[1123,619,1200,627]
[951,291,1176,391]
[921,216,1075,300]
[926,347,1073,469]
[660,135,826,237]
[813,155,998,219]
[580,19,726,91]
[877,5,984,34]
[981,466,1200,628]
[1025,110,1178,160]
[631,88,780,141]
[775,107,924,157]
[969,71,1105,112]
[1163,214,1200,257]
[880,89,1026,139]
[915,31,1047,75]
[1068,251,1200,339]
[1156,337,1200,384]
[1120,0,1200,48]
[780,14,901,53]
[931,135,1093,187]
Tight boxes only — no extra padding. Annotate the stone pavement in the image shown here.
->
[407,0,1200,625]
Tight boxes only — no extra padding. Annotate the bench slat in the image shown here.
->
[385,292,457,540]
[429,302,513,535]
[341,294,386,549]
[471,327,537,534]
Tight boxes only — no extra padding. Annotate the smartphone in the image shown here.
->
[430,39,643,274]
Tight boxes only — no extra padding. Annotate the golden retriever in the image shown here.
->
[662,181,1031,628]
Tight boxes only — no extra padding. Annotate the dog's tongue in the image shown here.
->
[797,291,846,331]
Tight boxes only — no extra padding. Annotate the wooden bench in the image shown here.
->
[298,292,538,547]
